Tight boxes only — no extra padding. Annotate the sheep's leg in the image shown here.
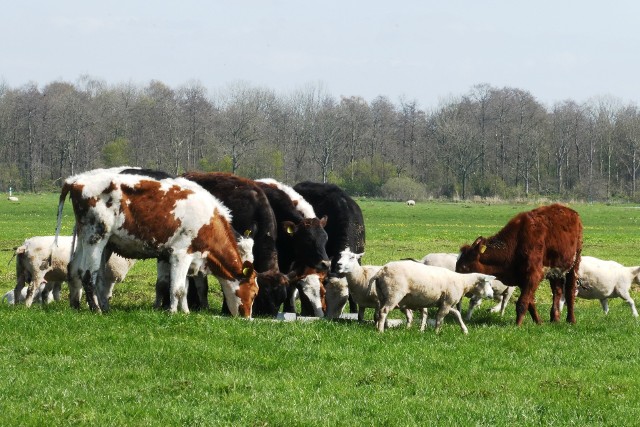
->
[52,282,62,302]
[434,305,450,333]
[448,306,469,334]
[617,289,638,317]
[419,309,429,332]
[466,296,481,321]
[599,299,610,315]
[377,305,390,332]
[403,308,413,328]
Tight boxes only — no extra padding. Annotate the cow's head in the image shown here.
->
[235,261,259,318]
[288,266,327,317]
[324,273,349,319]
[455,237,488,274]
[252,269,289,317]
[282,216,330,272]
[336,247,364,277]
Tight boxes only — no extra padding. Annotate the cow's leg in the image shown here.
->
[357,306,366,322]
[283,285,297,313]
[564,269,578,324]
[169,254,192,314]
[516,287,542,326]
[549,278,564,322]
[95,248,112,312]
[348,295,358,313]
[72,239,107,312]
[155,260,171,310]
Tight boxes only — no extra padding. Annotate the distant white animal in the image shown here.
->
[406,200,416,206]
[7,196,18,202]
[10,235,135,307]
[3,284,52,305]
[567,256,640,317]
[374,260,494,333]
[421,252,515,319]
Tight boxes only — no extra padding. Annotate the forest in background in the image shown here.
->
[1,76,639,202]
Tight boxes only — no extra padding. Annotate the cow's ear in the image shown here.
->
[472,237,484,247]
[319,215,328,228]
[242,261,254,277]
[283,221,297,235]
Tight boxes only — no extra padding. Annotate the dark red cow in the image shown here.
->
[455,204,583,326]
[293,181,366,313]
[181,172,289,316]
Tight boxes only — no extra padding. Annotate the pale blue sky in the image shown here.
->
[2,1,638,109]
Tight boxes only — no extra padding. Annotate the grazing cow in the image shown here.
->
[55,167,258,316]
[255,179,330,315]
[456,203,583,326]
[11,235,134,307]
[293,181,366,313]
[181,172,289,316]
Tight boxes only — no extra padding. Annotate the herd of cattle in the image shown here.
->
[3,167,640,333]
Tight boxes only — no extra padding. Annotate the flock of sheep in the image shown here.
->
[4,229,639,334]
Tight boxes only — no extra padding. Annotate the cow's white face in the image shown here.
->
[336,248,364,275]
[298,274,325,317]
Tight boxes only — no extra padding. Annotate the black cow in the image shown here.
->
[293,181,366,313]
[181,172,289,317]
[255,179,331,316]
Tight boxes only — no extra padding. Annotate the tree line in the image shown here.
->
[1,76,639,202]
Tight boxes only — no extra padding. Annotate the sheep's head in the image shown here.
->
[336,247,364,276]
[472,274,495,300]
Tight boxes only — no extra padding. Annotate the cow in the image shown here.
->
[456,203,583,326]
[255,179,330,315]
[293,181,366,313]
[181,172,289,316]
[55,167,258,317]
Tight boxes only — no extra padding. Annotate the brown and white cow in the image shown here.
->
[55,167,258,316]
[456,203,583,326]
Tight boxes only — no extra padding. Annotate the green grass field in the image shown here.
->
[1,194,640,426]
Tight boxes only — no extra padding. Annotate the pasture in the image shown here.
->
[1,194,640,425]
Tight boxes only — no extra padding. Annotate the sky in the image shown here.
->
[2,1,639,109]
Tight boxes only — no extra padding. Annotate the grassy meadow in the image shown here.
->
[1,194,640,426]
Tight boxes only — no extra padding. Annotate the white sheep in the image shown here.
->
[421,252,515,319]
[406,200,416,206]
[572,255,640,317]
[374,260,494,333]
[9,236,135,307]
[332,248,415,325]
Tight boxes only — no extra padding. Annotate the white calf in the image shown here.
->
[374,261,494,333]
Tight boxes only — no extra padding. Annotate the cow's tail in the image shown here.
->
[54,183,73,246]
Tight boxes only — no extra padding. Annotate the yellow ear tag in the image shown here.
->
[286,226,294,235]
[243,267,251,276]
[480,245,487,254]
[244,229,251,237]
